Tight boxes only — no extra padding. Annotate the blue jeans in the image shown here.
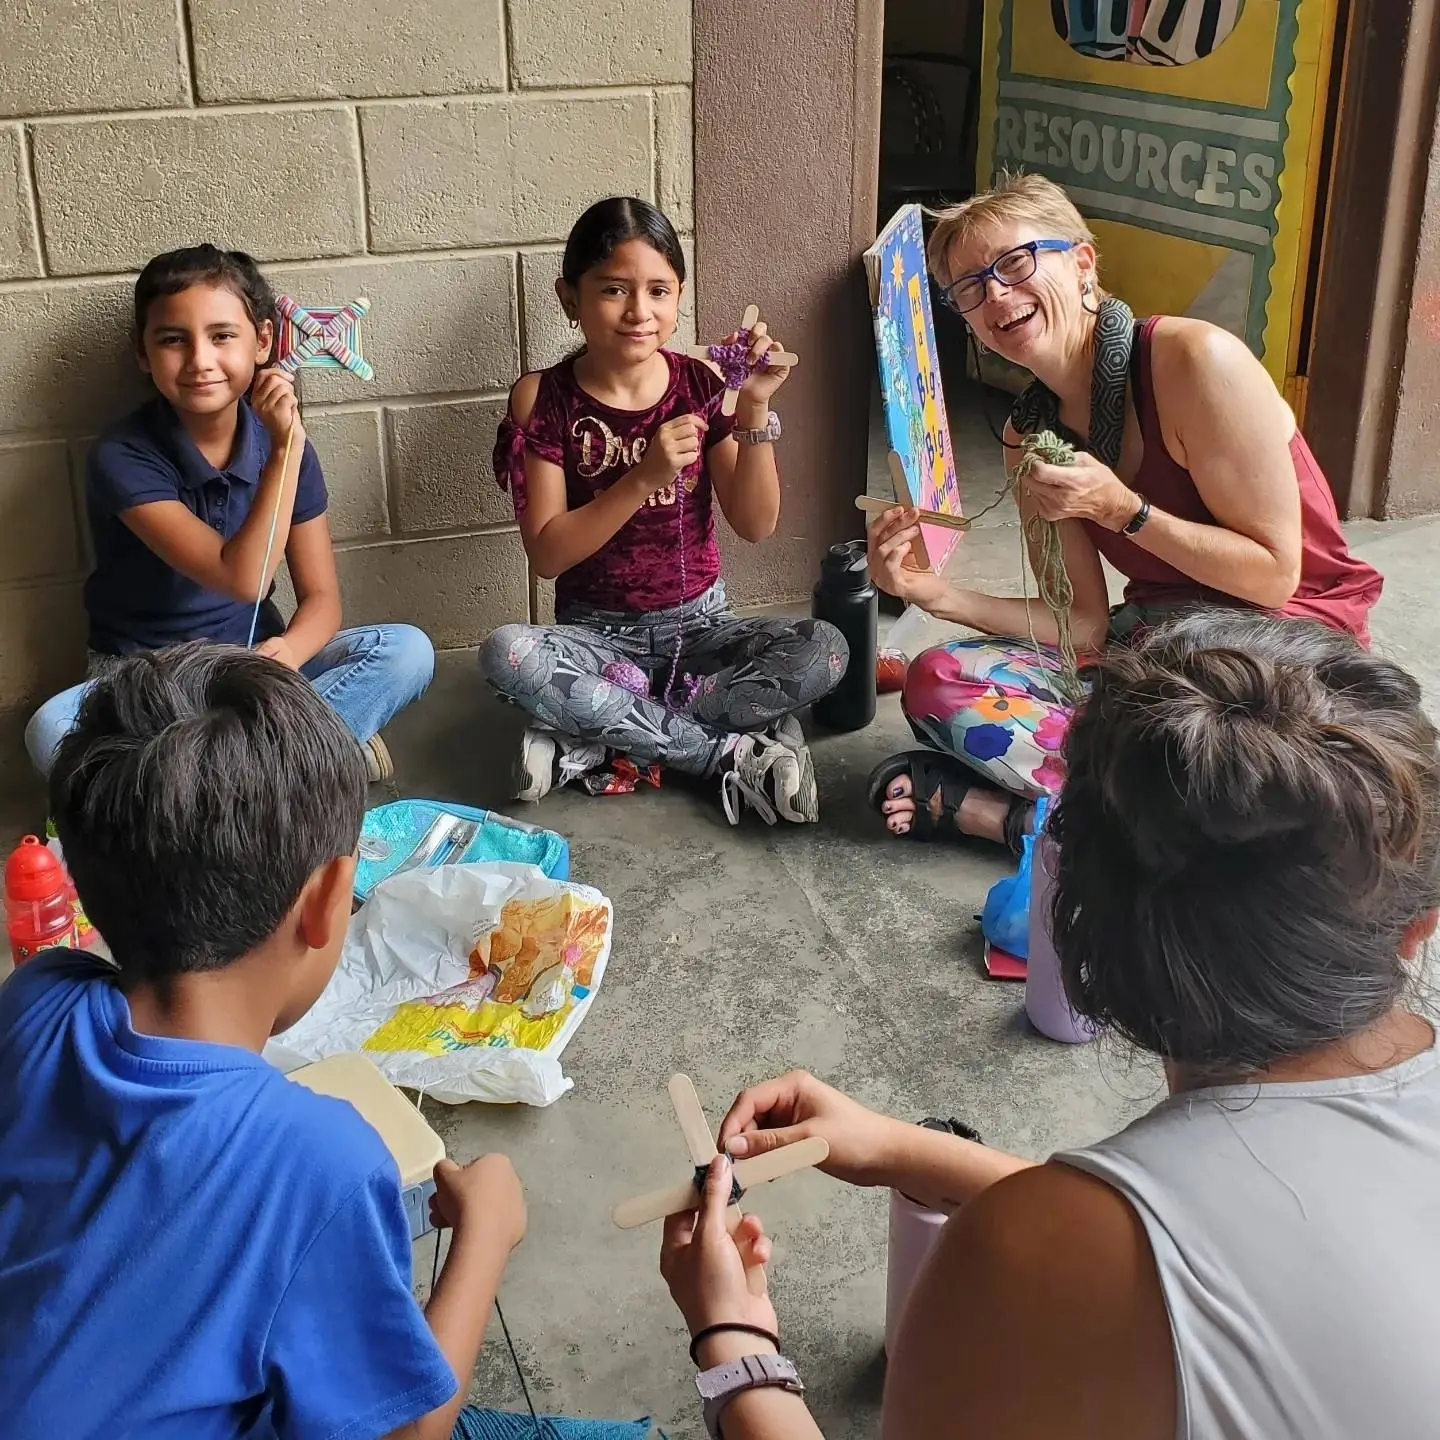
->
[24,625,435,777]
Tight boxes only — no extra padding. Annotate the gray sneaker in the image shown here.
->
[720,732,818,825]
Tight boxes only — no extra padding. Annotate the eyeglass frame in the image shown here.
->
[936,239,1076,315]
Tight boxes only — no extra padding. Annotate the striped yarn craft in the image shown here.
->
[274,295,374,380]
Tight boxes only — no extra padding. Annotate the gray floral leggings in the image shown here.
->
[479,583,848,776]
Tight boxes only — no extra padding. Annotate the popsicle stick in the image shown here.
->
[740,303,760,330]
[888,451,931,571]
[667,1073,743,1227]
[733,1135,831,1189]
[686,345,800,369]
[668,1074,717,1165]
[721,388,740,417]
[610,1136,831,1229]
[613,1180,706,1230]
[855,494,971,531]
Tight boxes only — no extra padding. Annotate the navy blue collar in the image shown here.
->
[149,396,265,492]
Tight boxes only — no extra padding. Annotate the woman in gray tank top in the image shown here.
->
[657,611,1440,1440]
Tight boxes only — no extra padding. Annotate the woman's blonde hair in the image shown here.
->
[926,171,1098,283]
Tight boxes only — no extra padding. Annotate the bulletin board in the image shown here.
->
[975,0,1341,396]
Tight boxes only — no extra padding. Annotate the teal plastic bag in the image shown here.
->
[980,796,1051,960]
[355,799,569,902]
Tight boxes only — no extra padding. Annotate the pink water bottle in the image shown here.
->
[885,1188,950,1353]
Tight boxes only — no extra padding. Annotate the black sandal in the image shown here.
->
[866,749,1030,853]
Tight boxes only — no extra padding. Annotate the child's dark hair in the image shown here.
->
[1050,612,1440,1082]
[50,644,366,982]
[134,245,276,338]
[561,197,686,287]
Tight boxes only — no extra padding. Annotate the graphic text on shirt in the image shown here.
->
[571,414,700,508]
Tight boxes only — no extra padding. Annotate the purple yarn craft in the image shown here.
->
[706,331,771,392]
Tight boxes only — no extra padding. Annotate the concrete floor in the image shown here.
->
[5,381,1439,1437]
[370,389,1440,1437]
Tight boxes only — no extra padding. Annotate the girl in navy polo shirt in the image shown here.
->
[24,246,433,782]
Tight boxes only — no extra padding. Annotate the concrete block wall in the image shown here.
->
[0,0,694,794]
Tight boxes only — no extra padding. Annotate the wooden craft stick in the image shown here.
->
[667,1073,742,1227]
[888,451,932,571]
[740,303,760,330]
[610,1136,830,1229]
[854,494,972,531]
[685,346,800,368]
[733,1135,830,1189]
[669,1074,717,1166]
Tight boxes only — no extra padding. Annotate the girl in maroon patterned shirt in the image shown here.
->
[483,198,847,824]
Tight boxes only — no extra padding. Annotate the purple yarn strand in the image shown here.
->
[660,465,688,708]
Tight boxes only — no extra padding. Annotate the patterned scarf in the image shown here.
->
[1007,296,1135,469]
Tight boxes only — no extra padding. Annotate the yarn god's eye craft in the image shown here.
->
[274,295,374,381]
[688,305,801,417]
[611,1074,829,1229]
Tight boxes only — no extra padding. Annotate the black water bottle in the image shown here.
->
[812,539,878,732]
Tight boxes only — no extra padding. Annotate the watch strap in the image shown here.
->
[697,1351,804,1437]
[1122,495,1152,535]
[733,410,781,444]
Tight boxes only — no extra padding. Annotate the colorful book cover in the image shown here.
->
[865,205,964,572]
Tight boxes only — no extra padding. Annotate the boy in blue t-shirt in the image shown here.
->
[22,245,435,786]
[0,644,523,1440]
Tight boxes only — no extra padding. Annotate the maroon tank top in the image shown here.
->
[1083,316,1382,645]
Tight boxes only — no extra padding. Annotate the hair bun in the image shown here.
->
[1077,626,1434,884]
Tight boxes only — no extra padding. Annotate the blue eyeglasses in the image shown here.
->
[937,239,1075,314]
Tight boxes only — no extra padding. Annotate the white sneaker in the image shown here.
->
[514,727,605,802]
[720,733,818,826]
[768,716,819,823]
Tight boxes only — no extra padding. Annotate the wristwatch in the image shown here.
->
[696,1352,805,1437]
[733,410,782,445]
[1122,494,1152,535]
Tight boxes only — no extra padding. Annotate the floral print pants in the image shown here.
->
[901,637,1072,797]
[479,582,848,777]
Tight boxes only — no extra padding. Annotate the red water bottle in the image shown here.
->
[6,835,78,966]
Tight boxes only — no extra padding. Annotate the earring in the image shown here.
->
[1082,279,1093,295]
[568,316,579,330]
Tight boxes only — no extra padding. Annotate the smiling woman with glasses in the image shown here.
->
[864,171,1383,856]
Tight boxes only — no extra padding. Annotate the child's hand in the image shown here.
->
[431,1154,527,1250]
[633,414,706,493]
[736,319,791,406]
[254,636,301,670]
[252,368,303,446]
[660,1156,779,1341]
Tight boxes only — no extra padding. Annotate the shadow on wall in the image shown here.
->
[0,291,153,804]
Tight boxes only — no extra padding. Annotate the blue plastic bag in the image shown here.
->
[980,796,1051,960]
[355,799,569,901]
